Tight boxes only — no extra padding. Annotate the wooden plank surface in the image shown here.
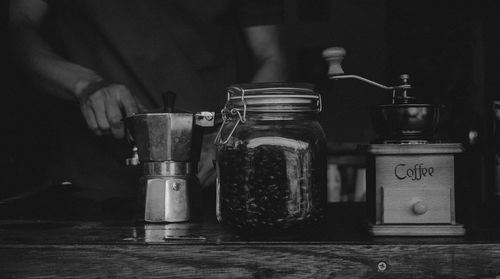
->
[1,243,500,278]
[1,203,500,278]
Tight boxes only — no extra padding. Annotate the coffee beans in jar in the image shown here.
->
[215,83,327,234]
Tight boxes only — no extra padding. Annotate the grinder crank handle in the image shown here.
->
[322,46,411,91]
[322,46,387,86]
[322,47,382,85]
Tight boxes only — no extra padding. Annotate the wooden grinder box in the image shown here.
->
[363,143,465,236]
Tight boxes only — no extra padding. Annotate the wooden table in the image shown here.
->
[1,202,500,278]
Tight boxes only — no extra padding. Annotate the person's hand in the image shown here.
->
[78,83,139,139]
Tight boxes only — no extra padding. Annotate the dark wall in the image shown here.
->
[4,1,63,199]
[387,0,485,143]
[283,0,488,145]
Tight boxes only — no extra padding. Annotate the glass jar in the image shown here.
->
[215,83,327,234]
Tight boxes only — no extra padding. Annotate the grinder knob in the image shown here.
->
[322,47,346,76]
[412,201,428,215]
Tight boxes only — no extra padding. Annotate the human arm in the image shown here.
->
[244,24,287,82]
[9,0,139,138]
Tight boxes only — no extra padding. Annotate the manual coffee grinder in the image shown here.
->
[323,47,465,236]
[126,92,214,223]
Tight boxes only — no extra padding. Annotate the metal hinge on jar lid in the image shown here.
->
[214,107,245,145]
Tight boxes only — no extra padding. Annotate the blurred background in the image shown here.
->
[4,0,500,211]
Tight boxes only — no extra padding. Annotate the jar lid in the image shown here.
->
[225,82,321,113]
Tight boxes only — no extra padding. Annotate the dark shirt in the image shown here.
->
[38,0,283,202]
[47,0,283,112]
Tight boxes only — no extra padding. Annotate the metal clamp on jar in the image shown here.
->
[214,83,327,234]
